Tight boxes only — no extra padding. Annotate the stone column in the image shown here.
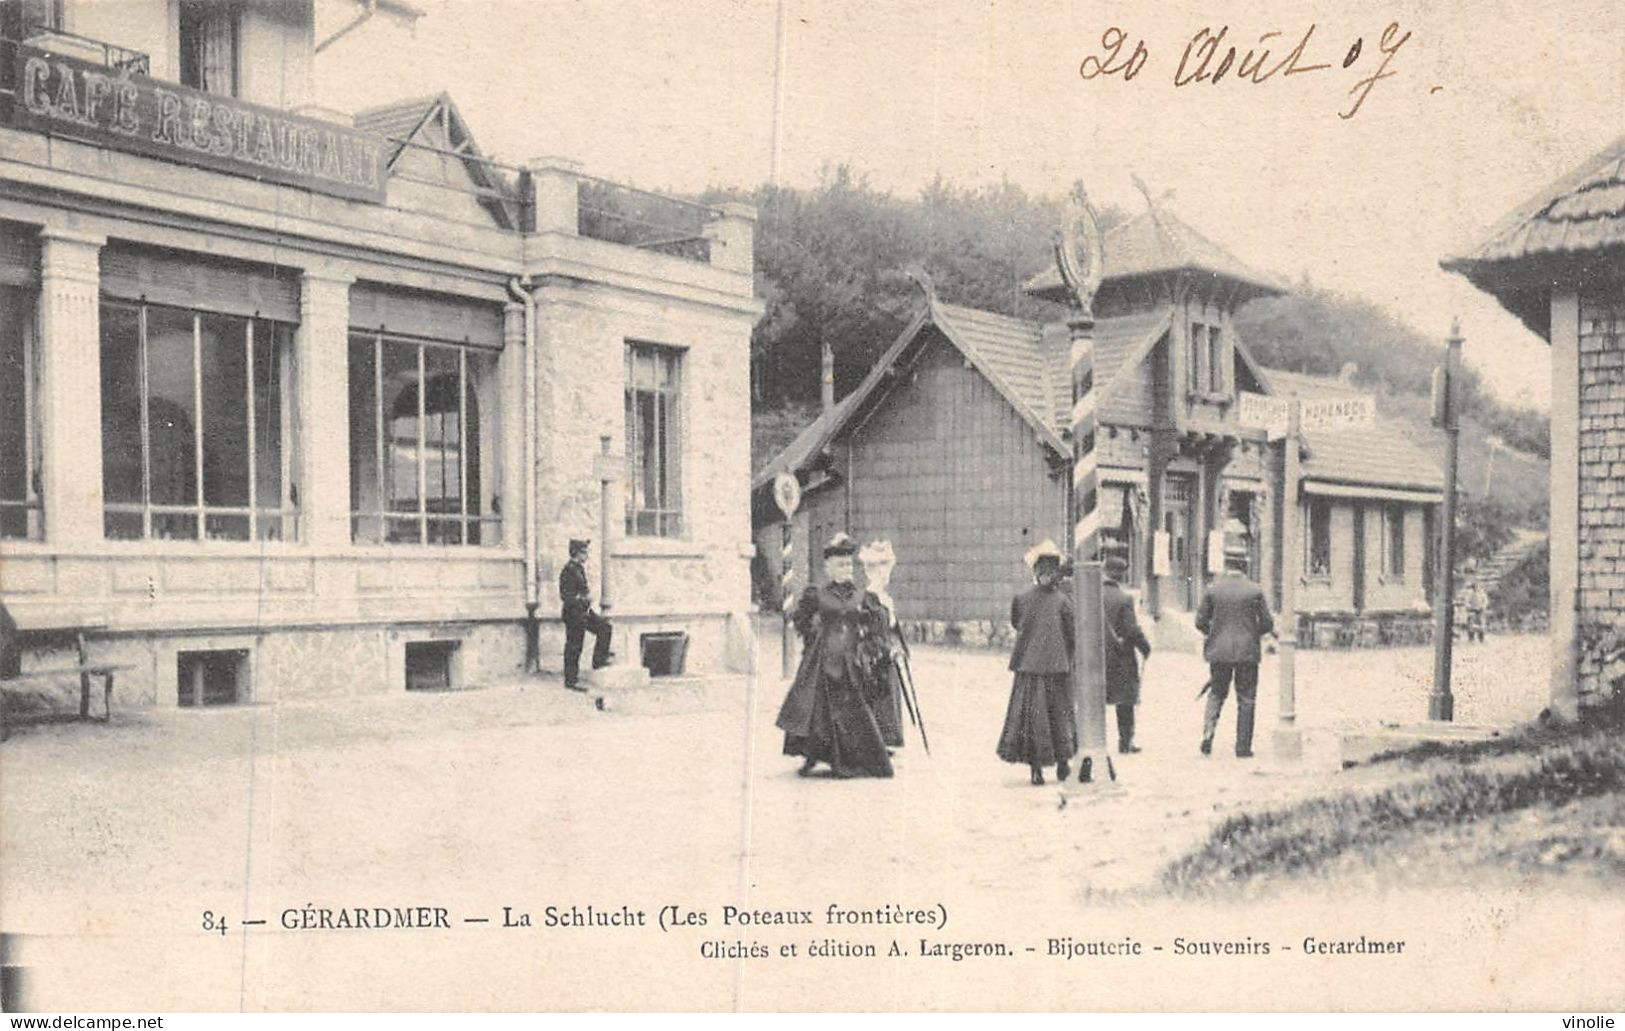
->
[38,228,106,546]
[703,202,757,277]
[297,271,355,548]
[526,157,582,235]
[1550,289,1581,721]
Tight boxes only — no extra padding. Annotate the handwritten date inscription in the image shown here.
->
[1079,23,1412,120]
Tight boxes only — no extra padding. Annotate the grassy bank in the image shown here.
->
[1162,721,1625,895]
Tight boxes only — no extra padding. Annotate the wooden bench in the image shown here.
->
[0,620,129,740]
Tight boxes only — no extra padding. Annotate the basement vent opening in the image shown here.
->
[405,640,460,692]
[639,631,688,678]
[177,649,248,707]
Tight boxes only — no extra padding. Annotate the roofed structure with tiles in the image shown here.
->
[1024,208,1288,304]
[353,92,519,229]
[1442,133,1625,336]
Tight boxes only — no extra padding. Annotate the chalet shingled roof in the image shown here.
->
[1023,209,1287,303]
[1260,368,1445,494]
[1442,133,1625,336]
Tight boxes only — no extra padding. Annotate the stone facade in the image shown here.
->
[0,5,761,710]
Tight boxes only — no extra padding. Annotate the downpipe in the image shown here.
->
[508,275,540,671]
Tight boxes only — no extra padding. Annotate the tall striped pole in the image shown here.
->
[1056,185,1113,785]
[781,523,795,679]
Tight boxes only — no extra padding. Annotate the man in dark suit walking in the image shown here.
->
[1102,555,1151,754]
[1194,553,1274,758]
[560,538,613,691]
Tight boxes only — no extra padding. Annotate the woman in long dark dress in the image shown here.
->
[996,540,1077,785]
[775,533,894,779]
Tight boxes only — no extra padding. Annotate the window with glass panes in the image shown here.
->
[348,332,500,546]
[1383,504,1405,579]
[625,342,683,537]
[99,302,297,541]
[0,284,40,539]
[1306,497,1332,577]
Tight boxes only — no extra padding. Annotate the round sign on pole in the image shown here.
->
[773,472,801,519]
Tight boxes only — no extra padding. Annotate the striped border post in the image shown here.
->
[781,523,795,679]
[1056,185,1113,785]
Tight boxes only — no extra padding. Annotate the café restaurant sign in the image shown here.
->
[7,44,387,203]
[1238,391,1376,438]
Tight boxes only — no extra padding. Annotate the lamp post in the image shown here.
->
[594,435,617,614]
[1429,320,1463,722]
[1273,400,1303,759]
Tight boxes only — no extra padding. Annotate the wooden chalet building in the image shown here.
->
[754,209,1444,647]
[1444,133,1625,720]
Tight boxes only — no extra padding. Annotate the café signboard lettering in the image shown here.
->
[8,44,386,203]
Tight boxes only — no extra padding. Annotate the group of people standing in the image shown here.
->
[776,533,1275,784]
[774,533,918,779]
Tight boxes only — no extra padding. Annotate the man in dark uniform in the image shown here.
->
[1195,552,1275,758]
[1102,555,1151,754]
[560,538,612,692]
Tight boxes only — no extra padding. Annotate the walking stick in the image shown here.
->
[896,648,930,755]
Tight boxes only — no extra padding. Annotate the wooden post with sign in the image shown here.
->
[773,472,802,681]
[1055,184,1114,787]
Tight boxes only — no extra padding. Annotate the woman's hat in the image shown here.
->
[1024,539,1064,569]
[858,539,895,565]
[823,532,858,558]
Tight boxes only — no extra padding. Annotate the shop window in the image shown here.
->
[177,649,247,706]
[349,333,501,546]
[100,303,298,542]
[0,285,41,540]
[625,342,683,537]
[178,0,238,97]
[1383,504,1405,580]
[1306,498,1332,578]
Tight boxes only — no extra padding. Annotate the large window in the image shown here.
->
[625,342,682,537]
[348,333,501,546]
[178,0,238,97]
[1306,498,1332,578]
[100,302,297,541]
[1187,323,1203,393]
[0,285,40,539]
[1382,504,1405,580]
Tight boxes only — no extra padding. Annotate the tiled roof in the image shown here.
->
[353,94,441,162]
[1444,134,1625,268]
[1024,209,1287,301]
[755,298,1437,497]
[1300,420,1445,493]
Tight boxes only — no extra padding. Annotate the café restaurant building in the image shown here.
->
[0,0,761,705]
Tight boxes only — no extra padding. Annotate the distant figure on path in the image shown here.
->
[997,540,1077,785]
[1463,577,1490,643]
[559,538,613,691]
[1195,553,1274,758]
[776,533,894,779]
[1102,555,1151,754]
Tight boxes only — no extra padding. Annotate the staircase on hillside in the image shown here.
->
[1466,528,1546,595]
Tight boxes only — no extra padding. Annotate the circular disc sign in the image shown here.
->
[773,472,801,519]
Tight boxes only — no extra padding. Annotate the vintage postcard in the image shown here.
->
[1,0,1623,1014]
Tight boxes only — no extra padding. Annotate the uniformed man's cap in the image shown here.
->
[569,538,591,554]
[1024,539,1064,569]
[823,532,858,558]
